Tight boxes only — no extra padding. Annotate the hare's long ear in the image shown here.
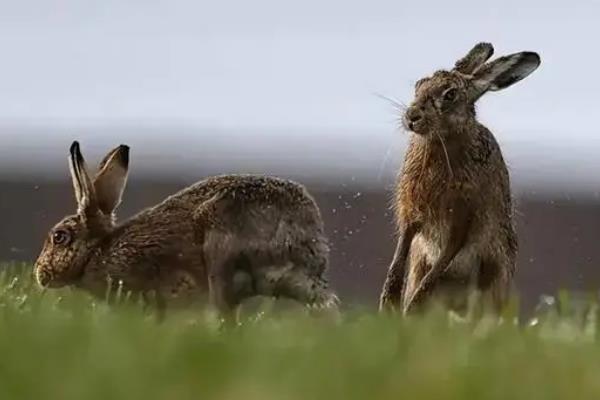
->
[69,141,98,217]
[454,42,494,74]
[471,51,541,98]
[93,145,130,216]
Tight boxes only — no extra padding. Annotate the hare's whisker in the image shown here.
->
[373,92,407,112]
[435,131,454,179]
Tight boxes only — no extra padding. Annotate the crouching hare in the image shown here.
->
[379,43,540,315]
[35,141,338,319]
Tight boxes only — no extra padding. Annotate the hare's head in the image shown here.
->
[404,42,540,136]
[35,141,129,288]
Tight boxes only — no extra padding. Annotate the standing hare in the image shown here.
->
[379,43,540,315]
[34,141,338,319]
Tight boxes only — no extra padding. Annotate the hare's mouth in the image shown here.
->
[408,120,428,135]
[403,114,429,135]
[35,268,66,288]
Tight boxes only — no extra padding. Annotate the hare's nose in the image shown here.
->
[406,108,423,123]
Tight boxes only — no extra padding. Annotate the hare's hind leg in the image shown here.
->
[470,254,511,315]
[476,256,511,315]
[197,231,248,321]
[273,233,338,310]
[194,191,338,317]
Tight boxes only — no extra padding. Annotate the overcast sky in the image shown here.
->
[1,0,599,194]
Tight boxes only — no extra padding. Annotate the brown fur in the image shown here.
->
[379,43,540,315]
[34,142,338,319]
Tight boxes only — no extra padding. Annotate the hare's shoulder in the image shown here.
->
[468,125,514,222]
[467,124,503,165]
[469,125,511,187]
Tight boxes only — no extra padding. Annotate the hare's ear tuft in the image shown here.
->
[68,141,97,215]
[94,145,130,216]
[472,51,541,96]
[454,42,494,74]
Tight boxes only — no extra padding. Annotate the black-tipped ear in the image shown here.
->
[472,51,541,94]
[454,42,495,74]
[70,141,80,157]
[69,142,83,203]
[93,145,130,216]
[68,140,97,215]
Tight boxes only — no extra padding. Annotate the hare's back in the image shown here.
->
[157,175,321,225]
[182,174,316,206]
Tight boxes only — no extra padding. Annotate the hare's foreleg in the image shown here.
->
[379,222,420,312]
[401,254,429,313]
[193,195,241,319]
[141,290,167,323]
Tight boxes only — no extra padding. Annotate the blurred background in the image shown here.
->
[1,0,599,313]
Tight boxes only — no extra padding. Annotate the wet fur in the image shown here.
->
[379,43,539,315]
[397,122,517,313]
[35,145,338,318]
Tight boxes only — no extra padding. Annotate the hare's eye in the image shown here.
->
[52,230,71,246]
[443,88,457,102]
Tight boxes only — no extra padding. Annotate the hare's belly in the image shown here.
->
[411,232,481,278]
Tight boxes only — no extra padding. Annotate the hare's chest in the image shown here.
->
[78,260,155,297]
[397,152,479,223]
[398,174,472,222]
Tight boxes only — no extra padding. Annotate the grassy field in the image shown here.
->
[1,263,600,399]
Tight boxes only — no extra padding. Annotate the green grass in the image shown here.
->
[1,263,600,399]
